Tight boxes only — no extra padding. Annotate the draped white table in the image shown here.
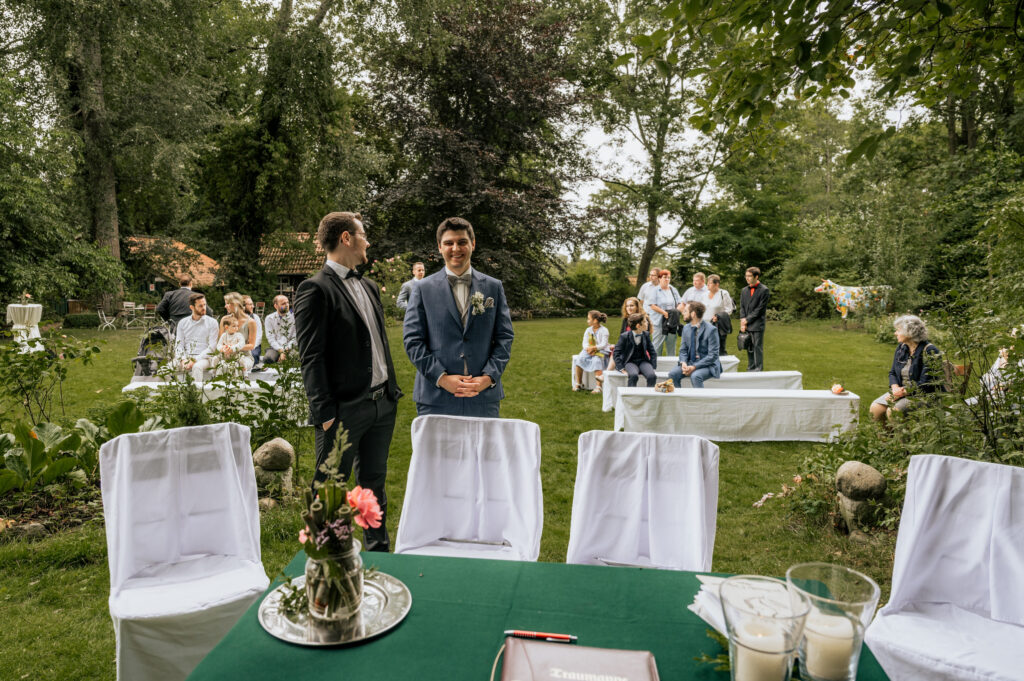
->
[570,354,740,390]
[602,369,803,411]
[6,303,44,351]
[613,387,859,442]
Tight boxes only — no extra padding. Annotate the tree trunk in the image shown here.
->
[76,28,120,263]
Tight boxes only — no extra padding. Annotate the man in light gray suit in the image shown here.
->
[395,261,425,311]
[403,217,514,417]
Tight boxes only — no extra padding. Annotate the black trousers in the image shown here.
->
[313,393,397,552]
[746,330,764,371]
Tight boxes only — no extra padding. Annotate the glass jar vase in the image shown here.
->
[305,539,363,622]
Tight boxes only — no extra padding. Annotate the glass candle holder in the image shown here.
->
[720,576,810,681]
[786,562,881,681]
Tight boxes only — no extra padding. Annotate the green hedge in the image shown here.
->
[62,313,101,328]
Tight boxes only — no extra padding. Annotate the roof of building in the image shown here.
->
[259,232,323,276]
[126,236,219,287]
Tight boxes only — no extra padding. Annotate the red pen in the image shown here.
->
[504,629,578,644]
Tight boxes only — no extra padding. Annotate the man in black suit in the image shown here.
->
[739,266,770,372]
[293,211,401,552]
[156,275,195,328]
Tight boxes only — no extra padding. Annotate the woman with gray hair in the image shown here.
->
[869,314,944,423]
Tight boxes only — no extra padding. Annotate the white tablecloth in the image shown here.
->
[613,387,859,442]
[602,370,803,411]
[6,303,43,351]
[570,354,739,390]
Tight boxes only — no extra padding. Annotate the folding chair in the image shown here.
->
[254,301,266,317]
[100,423,269,681]
[142,303,157,324]
[395,415,543,561]
[97,306,117,331]
[864,454,1024,681]
[567,430,719,571]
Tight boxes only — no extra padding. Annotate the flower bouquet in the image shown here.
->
[298,427,382,624]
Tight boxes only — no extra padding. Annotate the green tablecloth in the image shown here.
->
[187,552,889,680]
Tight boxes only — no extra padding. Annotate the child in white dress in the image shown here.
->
[216,315,254,376]
[573,310,610,393]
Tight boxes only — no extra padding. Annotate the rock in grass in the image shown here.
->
[254,465,293,498]
[258,497,279,512]
[253,438,294,471]
[836,461,886,501]
[11,522,47,541]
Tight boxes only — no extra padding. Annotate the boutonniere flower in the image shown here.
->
[471,292,494,316]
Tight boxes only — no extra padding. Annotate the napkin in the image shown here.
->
[687,575,727,635]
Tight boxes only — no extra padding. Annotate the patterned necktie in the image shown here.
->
[688,326,697,364]
[447,272,471,322]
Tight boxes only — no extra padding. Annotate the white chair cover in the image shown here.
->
[566,430,719,571]
[395,415,543,561]
[865,454,1024,681]
[100,423,269,681]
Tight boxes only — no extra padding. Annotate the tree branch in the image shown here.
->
[310,0,337,28]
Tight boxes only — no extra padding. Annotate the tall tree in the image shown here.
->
[357,0,588,307]
[586,0,729,285]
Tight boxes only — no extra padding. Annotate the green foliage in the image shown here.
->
[0,336,102,427]
[62,314,101,329]
[367,254,417,320]
[359,0,588,308]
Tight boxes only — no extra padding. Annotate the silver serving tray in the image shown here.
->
[258,571,412,646]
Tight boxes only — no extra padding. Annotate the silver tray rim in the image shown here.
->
[257,571,412,647]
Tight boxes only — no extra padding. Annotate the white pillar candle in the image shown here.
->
[802,610,857,680]
[733,619,789,681]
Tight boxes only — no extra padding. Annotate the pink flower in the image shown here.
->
[793,475,803,485]
[347,486,382,529]
[381,286,386,292]
[299,527,310,544]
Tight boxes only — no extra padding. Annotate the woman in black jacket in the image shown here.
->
[869,314,944,424]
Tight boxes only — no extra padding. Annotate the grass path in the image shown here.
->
[0,318,897,680]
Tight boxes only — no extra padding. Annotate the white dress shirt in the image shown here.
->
[174,314,219,360]
[324,260,388,387]
[265,311,296,352]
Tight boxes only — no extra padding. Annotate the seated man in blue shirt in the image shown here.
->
[669,301,722,388]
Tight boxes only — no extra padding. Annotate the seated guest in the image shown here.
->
[614,313,658,388]
[243,295,263,368]
[263,294,296,364]
[173,293,219,383]
[156,274,195,328]
[980,346,1024,396]
[216,315,254,375]
[669,301,721,388]
[573,310,610,393]
[870,314,944,424]
[610,296,646,371]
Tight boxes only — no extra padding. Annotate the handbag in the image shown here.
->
[662,309,681,336]
[737,331,750,352]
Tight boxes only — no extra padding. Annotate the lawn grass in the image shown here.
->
[0,318,898,680]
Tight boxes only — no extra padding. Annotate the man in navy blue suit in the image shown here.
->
[668,301,722,388]
[403,217,515,417]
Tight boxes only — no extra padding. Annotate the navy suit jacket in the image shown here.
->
[613,331,657,368]
[677,321,722,377]
[402,269,514,407]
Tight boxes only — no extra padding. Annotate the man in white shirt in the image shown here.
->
[263,294,296,364]
[681,272,708,303]
[636,268,660,304]
[173,293,219,382]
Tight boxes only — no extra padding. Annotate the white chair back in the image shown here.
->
[883,454,1024,625]
[567,430,719,571]
[864,454,1024,681]
[101,423,262,593]
[395,415,543,561]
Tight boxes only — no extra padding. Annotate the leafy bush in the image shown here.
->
[62,313,101,328]
[0,401,156,496]
[367,253,416,319]
[0,335,101,426]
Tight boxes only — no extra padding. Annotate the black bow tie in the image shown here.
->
[345,269,362,280]
[447,273,471,287]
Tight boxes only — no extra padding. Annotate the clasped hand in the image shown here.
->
[440,373,492,397]
[681,364,695,376]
